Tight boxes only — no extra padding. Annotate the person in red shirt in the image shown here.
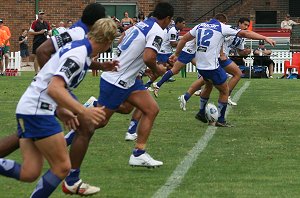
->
[28,10,51,74]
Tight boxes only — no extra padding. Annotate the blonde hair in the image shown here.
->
[87,18,117,44]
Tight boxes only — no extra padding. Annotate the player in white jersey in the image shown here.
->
[63,4,174,178]
[178,17,252,110]
[145,17,185,91]
[171,13,275,127]
[0,19,116,197]
[153,39,196,98]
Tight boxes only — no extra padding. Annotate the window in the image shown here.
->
[101,4,137,21]
[256,11,277,24]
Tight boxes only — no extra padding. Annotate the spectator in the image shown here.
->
[121,11,133,30]
[0,19,11,69]
[253,40,274,78]
[66,20,73,29]
[52,21,66,36]
[281,14,300,30]
[0,28,9,75]
[132,16,138,25]
[138,11,145,22]
[28,10,51,74]
[19,29,30,67]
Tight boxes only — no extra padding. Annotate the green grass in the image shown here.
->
[0,72,300,197]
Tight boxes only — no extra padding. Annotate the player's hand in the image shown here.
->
[169,54,178,63]
[40,29,47,34]
[56,107,80,130]
[144,68,156,79]
[79,106,106,126]
[265,38,276,47]
[101,60,119,71]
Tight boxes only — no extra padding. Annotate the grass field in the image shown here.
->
[0,72,300,198]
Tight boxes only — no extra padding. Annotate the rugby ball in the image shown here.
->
[205,103,219,122]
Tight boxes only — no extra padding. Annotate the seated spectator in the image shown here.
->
[281,14,300,30]
[19,29,30,67]
[253,40,274,78]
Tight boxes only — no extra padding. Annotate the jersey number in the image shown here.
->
[197,29,213,47]
[119,29,139,51]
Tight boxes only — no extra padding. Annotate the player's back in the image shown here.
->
[101,18,164,89]
[191,19,239,70]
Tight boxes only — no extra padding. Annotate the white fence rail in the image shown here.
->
[186,50,292,74]
[4,50,293,75]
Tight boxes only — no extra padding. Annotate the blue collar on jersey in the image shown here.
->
[135,17,158,37]
[199,18,222,32]
[70,20,89,34]
[59,37,92,58]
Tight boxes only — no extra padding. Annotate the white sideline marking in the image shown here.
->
[152,81,250,198]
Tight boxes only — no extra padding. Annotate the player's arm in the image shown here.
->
[36,39,56,68]
[89,60,119,71]
[175,32,194,56]
[237,30,276,47]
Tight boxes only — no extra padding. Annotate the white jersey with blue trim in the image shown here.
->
[101,17,164,89]
[50,20,89,51]
[223,26,245,56]
[159,26,178,54]
[182,39,196,54]
[190,19,240,70]
[16,38,92,115]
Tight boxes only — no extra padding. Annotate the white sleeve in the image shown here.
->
[168,27,177,42]
[54,47,86,87]
[189,25,198,37]
[222,24,240,37]
[51,28,85,51]
[145,28,164,53]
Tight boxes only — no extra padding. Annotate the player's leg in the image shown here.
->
[125,108,142,141]
[126,89,163,167]
[0,133,19,157]
[179,77,204,111]
[30,132,70,197]
[195,79,213,123]
[223,59,242,106]
[63,78,122,195]
[212,67,232,127]
[0,138,43,182]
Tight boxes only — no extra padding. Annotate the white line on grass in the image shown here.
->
[152,81,251,198]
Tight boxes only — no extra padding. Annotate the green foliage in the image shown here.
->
[0,72,300,197]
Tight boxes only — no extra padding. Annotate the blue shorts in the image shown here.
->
[197,66,227,85]
[219,58,233,68]
[16,114,62,139]
[98,78,146,110]
[178,51,195,64]
[157,53,172,63]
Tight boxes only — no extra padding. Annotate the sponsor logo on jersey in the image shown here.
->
[60,58,80,79]
[40,102,53,111]
[152,36,163,50]
[170,34,176,40]
[118,80,127,87]
[199,23,219,30]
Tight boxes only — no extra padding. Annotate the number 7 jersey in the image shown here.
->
[190,19,240,70]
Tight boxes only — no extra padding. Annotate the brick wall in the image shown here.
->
[1,0,297,51]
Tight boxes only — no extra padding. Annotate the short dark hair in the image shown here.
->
[81,3,106,26]
[153,2,174,20]
[214,13,228,23]
[238,17,250,24]
[175,17,185,24]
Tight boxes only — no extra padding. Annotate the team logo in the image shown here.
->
[152,36,163,50]
[60,58,80,79]
[170,34,176,40]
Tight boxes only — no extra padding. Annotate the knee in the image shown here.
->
[21,169,41,182]
[146,104,159,118]
[172,69,180,75]
[58,161,71,178]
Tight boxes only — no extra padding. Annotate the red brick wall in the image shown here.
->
[2,0,296,51]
